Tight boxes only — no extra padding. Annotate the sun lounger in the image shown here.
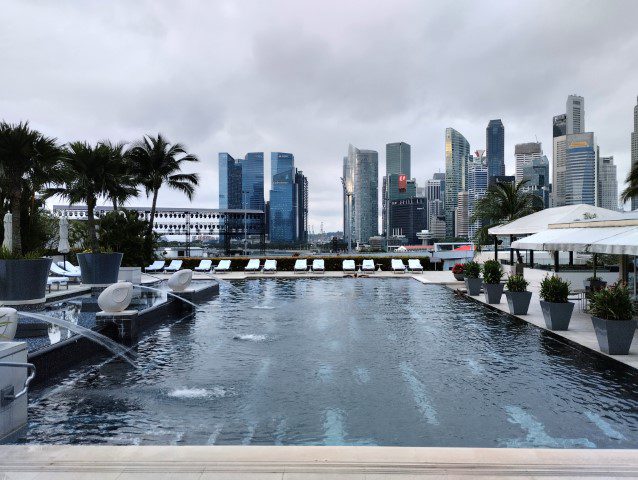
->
[263,259,277,273]
[392,259,406,273]
[294,259,308,273]
[343,259,356,273]
[57,261,81,274]
[47,276,69,292]
[164,260,183,273]
[145,260,165,273]
[194,259,212,272]
[50,262,81,278]
[214,260,231,273]
[408,259,423,273]
[245,259,261,273]
[312,259,325,273]
[362,259,375,273]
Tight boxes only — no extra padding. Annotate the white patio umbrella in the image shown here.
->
[58,214,70,267]
[2,212,12,252]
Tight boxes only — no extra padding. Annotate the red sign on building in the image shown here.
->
[398,174,407,192]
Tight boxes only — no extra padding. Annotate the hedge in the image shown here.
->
[176,255,441,272]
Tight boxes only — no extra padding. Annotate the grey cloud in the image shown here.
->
[1,0,637,231]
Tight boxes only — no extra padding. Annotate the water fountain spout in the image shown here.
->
[18,311,138,367]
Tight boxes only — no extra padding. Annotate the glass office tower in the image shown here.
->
[218,153,242,209]
[444,128,470,238]
[565,132,596,206]
[242,152,265,210]
[486,119,505,179]
[269,152,296,243]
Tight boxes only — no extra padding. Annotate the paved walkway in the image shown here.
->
[2,445,638,479]
[461,267,638,370]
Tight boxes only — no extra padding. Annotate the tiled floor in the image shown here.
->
[1,446,637,479]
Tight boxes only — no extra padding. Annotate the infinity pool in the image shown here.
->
[20,279,638,447]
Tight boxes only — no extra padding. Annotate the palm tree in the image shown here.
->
[47,142,114,253]
[101,140,138,210]
[620,163,638,205]
[471,179,544,247]
[0,121,61,254]
[127,134,199,238]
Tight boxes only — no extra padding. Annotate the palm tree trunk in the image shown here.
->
[87,197,99,253]
[10,186,22,254]
[113,198,118,211]
[147,189,159,239]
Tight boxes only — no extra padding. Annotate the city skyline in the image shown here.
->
[2,1,638,231]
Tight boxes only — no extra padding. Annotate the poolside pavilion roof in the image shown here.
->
[487,204,620,236]
[511,217,638,256]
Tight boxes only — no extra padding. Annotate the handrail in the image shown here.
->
[0,362,36,403]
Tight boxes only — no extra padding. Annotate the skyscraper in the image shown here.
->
[486,119,505,179]
[269,152,296,243]
[445,128,470,238]
[553,114,567,137]
[382,174,416,236]
[514,142,543,183]
[385,142,411,178]
[218,153,242,209]
[294,170,309,243]
[242,152,265,210]
[565,132,596,206]
[567,95,585,134]
[455,191,469,238]
[597,155,619,211]
[632,97,638,210]
[389,197,427,243]
[522,155,551,207]
[344,145,378,244]
[383,142,411,236]
[467,154,488,239]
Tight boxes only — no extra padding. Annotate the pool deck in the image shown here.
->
[2,445,638,479]
[452,267,638,371]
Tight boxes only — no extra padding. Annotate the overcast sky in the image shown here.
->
[2,0,638,232]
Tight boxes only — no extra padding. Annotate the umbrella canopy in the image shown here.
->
[2,212,12,252]
[58,215,70,254]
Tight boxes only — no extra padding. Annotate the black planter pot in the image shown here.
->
[77,253,123,285]
[0,258,52,306]
[591,316,637,355]
[465,277,482,296]
[483,283,504,304]
[540,300,574,331]
[505,291,533,315]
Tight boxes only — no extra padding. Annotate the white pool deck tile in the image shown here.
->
[2,446,638,479]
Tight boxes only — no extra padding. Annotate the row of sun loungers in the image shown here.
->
[344,258,423,274]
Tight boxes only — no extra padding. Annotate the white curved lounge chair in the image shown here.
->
[294,259,308,273]
[263,259,277,273]
[145,260,165,272]
[362,259,375,273]
[342,259,355,273]
[408,259,423,273]
[312,259,325,273]
[194,259,212,272]
[164,260,183,273]
[57,261,81,274]
[392,259,406,273]
[50,262,81,278]
[214,260,231,273]
[245,259,261,273]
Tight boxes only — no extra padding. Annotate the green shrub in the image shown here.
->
[540,275,570,303]
[482,260,503,284]
[588,283,635,321]
[506,274,528,292]
[97,210,157,267]
[464,261,481,278]
[0,246,42,260]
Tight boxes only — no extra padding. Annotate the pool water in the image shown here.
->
[21,279,638,447]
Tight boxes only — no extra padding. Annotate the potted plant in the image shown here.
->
[452,263,465,281]
[0,121,61,305]
[482,259,504,304]
[584,275,607,291]
[539,275,573,330]
[504,274,532,315]
[589,283,636,355]
[464,261,482,295]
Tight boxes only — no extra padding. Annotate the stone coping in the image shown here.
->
[1,445,638,478]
